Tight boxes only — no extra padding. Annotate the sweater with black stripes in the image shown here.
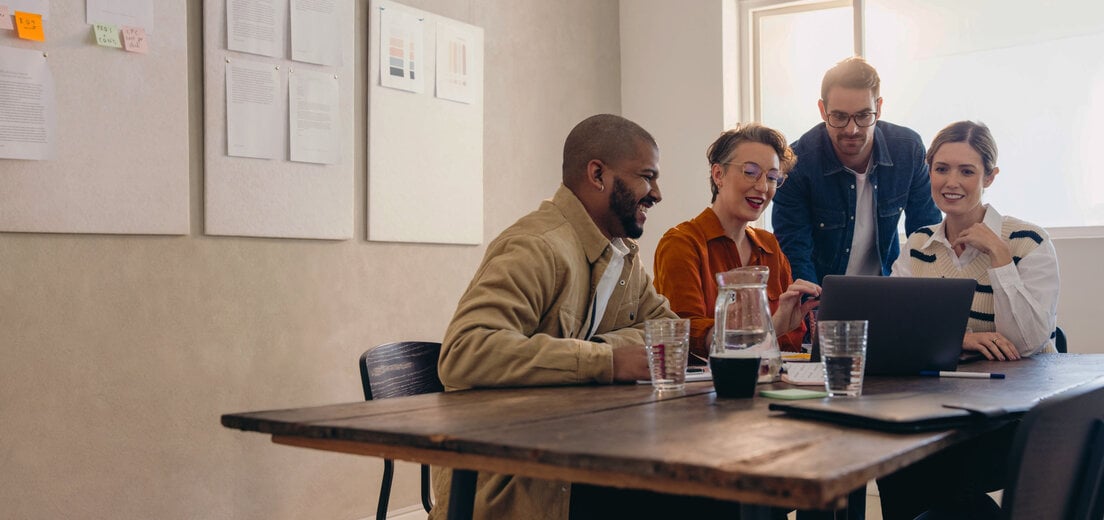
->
[897,205,1059,355]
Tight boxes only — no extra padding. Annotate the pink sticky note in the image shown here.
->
[0,6,13,31]
[121,25,148,54]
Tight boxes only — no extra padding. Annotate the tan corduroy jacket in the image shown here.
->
[431,184,676,519]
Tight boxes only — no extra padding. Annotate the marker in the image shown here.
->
[920,370,1005,379]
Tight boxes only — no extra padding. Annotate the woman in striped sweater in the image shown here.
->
[878,121,1061,519]
[891,120,1059,361]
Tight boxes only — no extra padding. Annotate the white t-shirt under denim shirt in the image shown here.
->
[846,156,881,276]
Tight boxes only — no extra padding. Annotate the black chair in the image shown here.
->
[1055,326,1068,354]
[1001,379,1104,520]
[359,341,444,520]
[917,379,1104,520]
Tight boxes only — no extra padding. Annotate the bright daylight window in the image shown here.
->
[748,0,1104,236]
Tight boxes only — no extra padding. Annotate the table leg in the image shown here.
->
[739,504,777,520]
[795,486,867,520]
[447,469,477,520]
[845,487,866,520]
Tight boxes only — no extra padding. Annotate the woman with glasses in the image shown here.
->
[877,121,1060,520]
[653,123,821,362]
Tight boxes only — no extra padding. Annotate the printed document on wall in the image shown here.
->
[227,0,286,58]
[289,68,338,164]
[4,0,48,19]
[86,0,154,33]
[225,58,283,160]
[435,20,477,104]
[378,5,423,93]
[291,0,340,66]
[0,46,55,160]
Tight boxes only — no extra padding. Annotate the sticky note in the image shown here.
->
[0,6,14,31]
[121,26,148,54]
[759,388,829,400]
[93,23,122,48]
[14,10,43,41]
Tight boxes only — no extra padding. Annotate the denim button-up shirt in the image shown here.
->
[771,121,942,284]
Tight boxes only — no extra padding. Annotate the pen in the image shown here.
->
[920,370,1005,379]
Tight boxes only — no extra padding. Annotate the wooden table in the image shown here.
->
[222,354,1104,519]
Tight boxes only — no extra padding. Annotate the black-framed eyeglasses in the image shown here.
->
[826,111,877,128]
[722,162,786,189]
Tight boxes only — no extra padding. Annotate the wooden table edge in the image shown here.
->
[272,434,853,510]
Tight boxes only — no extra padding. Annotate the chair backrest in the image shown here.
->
[1055,326,1068,354]
[359,341,444,401]
[1002,379,1104,520]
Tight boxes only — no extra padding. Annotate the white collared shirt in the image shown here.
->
[891,204,1060,355]
[586,238,631,339]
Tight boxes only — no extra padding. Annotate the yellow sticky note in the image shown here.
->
[14,10,43,42]
[93,23,122,48]
[0,6,14,31]
[121,26,148,54]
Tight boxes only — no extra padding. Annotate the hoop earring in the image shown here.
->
[599,184,605,192]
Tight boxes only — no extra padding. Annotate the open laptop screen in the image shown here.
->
[812,275,976,375]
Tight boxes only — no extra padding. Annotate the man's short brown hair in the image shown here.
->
[821,56,880,101]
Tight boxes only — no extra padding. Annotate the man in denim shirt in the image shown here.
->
[772,57,941,284]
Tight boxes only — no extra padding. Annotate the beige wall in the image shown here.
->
[4,2,1102,520]
[0,1,620,519]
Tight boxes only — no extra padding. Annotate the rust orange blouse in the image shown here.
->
[654,207,806,359]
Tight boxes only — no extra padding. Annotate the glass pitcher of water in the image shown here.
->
[712,266,781,383]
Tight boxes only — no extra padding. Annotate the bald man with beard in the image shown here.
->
[430,115,752,519]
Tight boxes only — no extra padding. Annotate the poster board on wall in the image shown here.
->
[0,5,189,235]
[368,0,484,245]
[202,0,354,240]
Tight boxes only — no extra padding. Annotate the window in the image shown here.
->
[743,0,1104,236]
[866,0,1104,235]
[743,0,857,229]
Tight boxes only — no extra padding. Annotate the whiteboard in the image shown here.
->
[0,4,189,235]
[202,0,354,240]
[368,0,484,245]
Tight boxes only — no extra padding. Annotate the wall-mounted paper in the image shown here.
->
[121,25,148,53]
[4,0,46,19]
[368,0,484,245]
[225,58,283,160]
[14,10,43,41]
[0,6,14,30]
[289,69,338,164]
[291,0,340,66]
[378,5,423,93]
[435,20,476,104]
[93,23,122,48]
[86,0,153,34]
[0,46,54,160]
[227,0,285,58]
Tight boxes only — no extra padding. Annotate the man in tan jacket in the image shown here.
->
[432,114,691,519]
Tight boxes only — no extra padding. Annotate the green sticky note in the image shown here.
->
[759,388,828,400]
[93,23,122,48]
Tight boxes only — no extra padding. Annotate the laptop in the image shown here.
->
[811,275,976,375]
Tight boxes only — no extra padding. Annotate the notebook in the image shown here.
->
[812,275,976,376]
[768,392,1013,432]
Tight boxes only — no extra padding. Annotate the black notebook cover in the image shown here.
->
[768,392,1018,432]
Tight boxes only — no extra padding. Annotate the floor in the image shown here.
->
[374,483,886,520]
